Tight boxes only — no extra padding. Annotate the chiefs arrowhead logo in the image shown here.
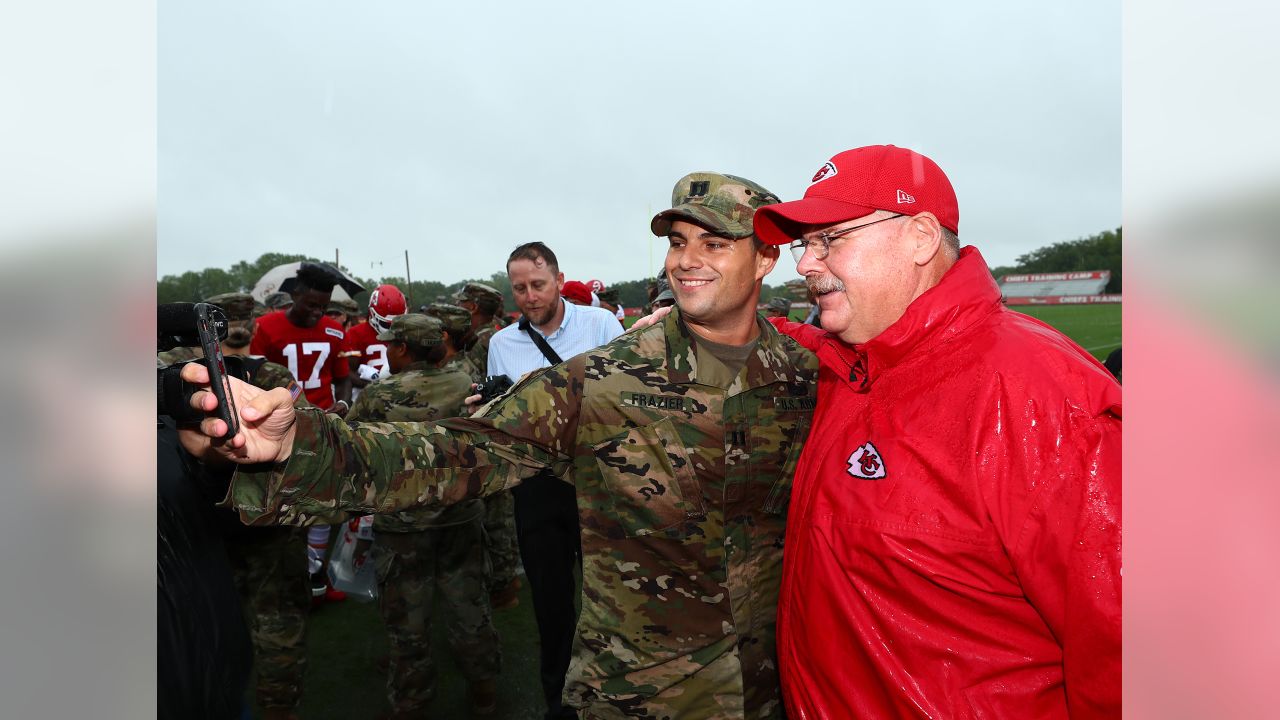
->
[811,161,838,184]
[846,442,886,480]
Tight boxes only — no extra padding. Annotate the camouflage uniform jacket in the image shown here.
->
[345,361,483,532]
[460,325,496,380]
[446,353,485,385]
[228,308,818,719]
[157,345,200,366]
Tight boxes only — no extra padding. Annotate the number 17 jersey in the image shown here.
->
[251,310,350,409]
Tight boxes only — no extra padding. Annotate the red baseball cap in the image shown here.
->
[753,145,959,246]
[561,280,592,306]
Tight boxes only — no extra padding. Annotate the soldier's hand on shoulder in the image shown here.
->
[630,305,672,330]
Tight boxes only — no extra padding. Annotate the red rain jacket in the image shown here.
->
[773,248,1121,718]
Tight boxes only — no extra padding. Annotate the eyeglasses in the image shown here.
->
[789,213,904,263]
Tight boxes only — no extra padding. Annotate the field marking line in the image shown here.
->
[1084,341,1122,352]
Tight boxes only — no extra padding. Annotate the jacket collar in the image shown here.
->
[821,247,1002,391]
[662,306,808,391]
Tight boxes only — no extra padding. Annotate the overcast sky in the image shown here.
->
[158,1,1118,287]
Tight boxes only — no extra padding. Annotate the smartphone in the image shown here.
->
[193,302,239,438]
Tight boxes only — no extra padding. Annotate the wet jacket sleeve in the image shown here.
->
[985,402,1123,717]
[767,317,825,353]
[225,366,576,526]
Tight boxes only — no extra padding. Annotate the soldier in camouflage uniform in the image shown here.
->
[595,287,625,326]
[648,274,675,313]
[424,302,486,384]
[425,301,524,611]
[346,313,501,718]
[763,297,791,319]
[263,291,293,313]
[453,281,504,365]
[449,283,524,609]
[326,297,360,329]
[159,293,311,720]
[190,172,817,719]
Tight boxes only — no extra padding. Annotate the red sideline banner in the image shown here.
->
[1004,294,1122,305]
[1001,270,1110,283]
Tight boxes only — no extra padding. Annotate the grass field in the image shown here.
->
[270,575,547,719]
[1009,303,1122,360]
[772,303,1121,361]
[266,303,1119,719]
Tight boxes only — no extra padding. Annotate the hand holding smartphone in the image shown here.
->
[193,303,240,439]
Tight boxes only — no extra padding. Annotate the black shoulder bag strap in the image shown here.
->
[512,315,574,498]
[518,316,563,365]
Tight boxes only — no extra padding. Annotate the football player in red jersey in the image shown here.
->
[340,283,406,389]
[251,264,353,414]
[252,264,356,607]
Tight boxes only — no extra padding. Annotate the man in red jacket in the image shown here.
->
[754,145,1121,718]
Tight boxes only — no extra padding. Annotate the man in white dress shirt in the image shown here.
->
[486,241,622,719]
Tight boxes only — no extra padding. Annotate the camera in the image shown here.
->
[475,375,514,404]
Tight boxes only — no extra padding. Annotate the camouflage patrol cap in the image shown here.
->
[423,303,471,337]
[264,292,293,311]
[653,274,671,296]
[204,292,256,321]
[327,298,359,316]
[375,313,443,348]
[651,172,781,239]
[596,287,619,304]
[766,297,791,314]
[452,282,503,315]
[650,273,675,307]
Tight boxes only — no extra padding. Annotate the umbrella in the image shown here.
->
[251,262,366,303]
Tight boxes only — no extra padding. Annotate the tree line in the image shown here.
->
[157,228,1120,312]
[157,252,796,313]
[989,227,1121,294]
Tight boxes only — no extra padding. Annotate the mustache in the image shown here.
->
[806,274,845,296]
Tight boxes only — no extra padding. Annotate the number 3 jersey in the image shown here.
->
[251,310,350,409]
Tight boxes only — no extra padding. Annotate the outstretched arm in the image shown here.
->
[178,360,575,527]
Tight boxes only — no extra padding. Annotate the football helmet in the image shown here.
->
[367,284,407,334]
